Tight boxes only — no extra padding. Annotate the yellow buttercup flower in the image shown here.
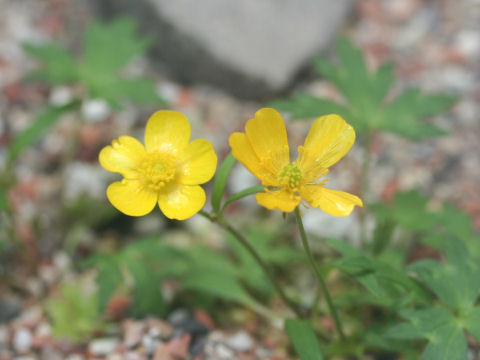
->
[229,108,363,216]
[99,111,217,220]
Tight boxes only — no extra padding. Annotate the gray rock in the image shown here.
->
[0,300,21,323]
[92,0,354,99]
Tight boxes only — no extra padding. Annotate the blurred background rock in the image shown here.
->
[91,0,354,99]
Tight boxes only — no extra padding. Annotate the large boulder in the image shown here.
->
[93,0,354,99]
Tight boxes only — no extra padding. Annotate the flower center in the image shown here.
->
[139,152,177,191]
[279,163,302,190]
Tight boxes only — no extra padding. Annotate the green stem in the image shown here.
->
[310,285,322,323]
[359,130,372,248]
[294,207,346,340]
[198,210,304,318]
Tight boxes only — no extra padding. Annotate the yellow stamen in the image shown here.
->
[139,151,177,191]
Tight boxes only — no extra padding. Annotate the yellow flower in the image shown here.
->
[229,108,363,216]
[99,111,217,219]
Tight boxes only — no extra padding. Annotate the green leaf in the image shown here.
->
[379,89,455,139]
[211,153,236,212]
[126,254,165,316]
[268,94,351,119]
[370,190,437,231]
[387,307,453,339]
[23,42,78,84]
[85,75,162,107]
[387,307,467,360]
[185,245,238,277]
[272,36,455,139]
[48,282,104,342]
[285,319,324,360]
[462,307,480,343]
[323,237,363,258]
[111,78,162,104]
[222,185,265,212]
[226,227,302,296]
[326,238,431,303]
[95,258,123,312]
[83,17,150,76]
[182,270,256,305]
[421,322,467,360]
[8,102,78,163]
[371,63,395,105]
[409,238,480,310]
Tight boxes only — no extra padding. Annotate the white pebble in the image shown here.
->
[88,338,120,356]
[49,86,73,106]
[226,331,253,352]
[13,328,33,353]
[81,98,110,123]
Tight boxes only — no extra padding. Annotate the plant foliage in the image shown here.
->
[270,37,456,139]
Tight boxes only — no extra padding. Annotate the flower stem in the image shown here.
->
[294,207,346,340]
[198,210,304,318]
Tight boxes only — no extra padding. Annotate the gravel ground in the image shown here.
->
[0,0,479,359]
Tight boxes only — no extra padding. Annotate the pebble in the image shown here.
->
[65,355,85,360]
[106,354,123,360]
[152,343,171,360]
[455,30,480,59]
[88,338,120,356]
[226,331,253,352]
[81,99,111,123]
[39,347,63,360]
[33,322,51,347]
[147,320,173,341]
[13,328,33,354]
[123,320,145,349]
[206,343,235,359]
[13,304,42,328]
[166,334,191,359]
[48,86,73,107]
[0,349,13,360]
[141,334,156,355]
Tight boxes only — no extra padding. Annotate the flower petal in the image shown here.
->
[300,114,355,174]
[158,184,205,220]
[180,139,217,185]
[301,185,363,216]
[106,180,157,216]
[144,111,191,154]
[229,132,277,186]
[99,136,145,178]
[245,108,290,171]
[256,189,300,212]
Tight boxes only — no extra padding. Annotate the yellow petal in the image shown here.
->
[229,132,277,186]
[106,180,157,216]
[301,185,363,216]
[99,136,146,178]
[300,114,355,174]
[179,139,217,185]
[245,108,290,171]
[144,111,191,154]
[256,189,300,212]
[158,184,206,220]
